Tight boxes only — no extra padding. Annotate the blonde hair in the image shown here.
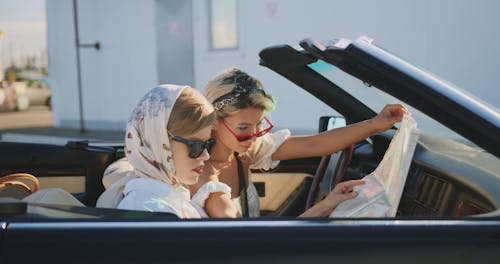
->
[168,87,216,135]
[204,67,275,118]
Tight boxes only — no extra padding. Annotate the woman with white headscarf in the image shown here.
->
[96,85,230,218]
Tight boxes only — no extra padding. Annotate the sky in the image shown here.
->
[0,0,47,68]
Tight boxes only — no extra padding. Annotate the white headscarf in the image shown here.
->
[125,84,186,185]
[96,84,186,208]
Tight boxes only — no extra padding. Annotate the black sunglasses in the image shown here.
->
[170,135,216,159]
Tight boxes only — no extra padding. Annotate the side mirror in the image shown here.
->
[318,116,346,133]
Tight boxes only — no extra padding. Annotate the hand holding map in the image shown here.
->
[330,114,419,217]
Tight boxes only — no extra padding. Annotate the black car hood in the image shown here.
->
[259,36,500,157]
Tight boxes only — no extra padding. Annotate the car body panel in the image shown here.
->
[1,219,499,263]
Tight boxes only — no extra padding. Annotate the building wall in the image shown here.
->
[47,0,158,130]
[192,0,500,132]
[155,0,194,86]
[47,0,500,132]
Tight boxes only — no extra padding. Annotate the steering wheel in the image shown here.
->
[305,145,354,210]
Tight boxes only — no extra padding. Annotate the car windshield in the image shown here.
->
[308,59,486,147]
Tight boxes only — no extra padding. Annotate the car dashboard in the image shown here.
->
[347,132,499,218]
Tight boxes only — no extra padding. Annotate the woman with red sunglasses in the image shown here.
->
[190,67,407,218]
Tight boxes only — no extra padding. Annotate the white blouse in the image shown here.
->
[193,129,291,218]
[118,177,205,218]
[191,180,232,211]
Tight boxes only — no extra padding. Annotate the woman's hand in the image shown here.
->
[321,179,365,210]
[370,104,408,132]
[300,179,365,217]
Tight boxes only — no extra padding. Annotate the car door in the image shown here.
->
[0,141,117,206]
[252,156,318,216]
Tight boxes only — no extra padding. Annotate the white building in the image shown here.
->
[46,0,500,133]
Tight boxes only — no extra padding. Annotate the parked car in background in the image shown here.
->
[0,81,16,112]
[0,36,499,263]
[0,71,50,111]
[18,72,51,109]
[0,81,29,112]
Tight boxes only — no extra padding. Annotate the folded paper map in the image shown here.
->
[331,115,420,217]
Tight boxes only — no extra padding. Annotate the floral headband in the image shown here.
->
[212,80,266,111]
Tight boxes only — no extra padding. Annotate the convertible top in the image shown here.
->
[260,36,500,157]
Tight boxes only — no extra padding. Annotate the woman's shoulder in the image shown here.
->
[191,180,231,207]
[123,177,173,197]
[102,157,134,188]
[248,129,291,157]
[247,129,291,169]
[118,190,179,215]
[119,178,190,216]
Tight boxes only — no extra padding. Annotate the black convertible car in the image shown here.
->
[1,36,499,263]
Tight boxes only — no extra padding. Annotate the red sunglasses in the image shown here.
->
[221,117,274,142]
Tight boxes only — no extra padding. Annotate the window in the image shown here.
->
[209,0,238,50]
